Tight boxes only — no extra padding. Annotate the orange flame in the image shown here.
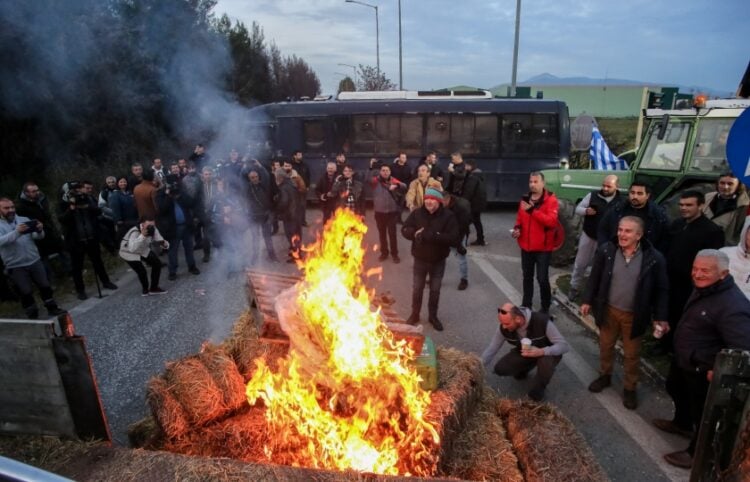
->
[246,208,439,475]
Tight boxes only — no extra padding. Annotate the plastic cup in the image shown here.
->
[521,337,532,351]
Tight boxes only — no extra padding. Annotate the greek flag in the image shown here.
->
[590,126,628,170]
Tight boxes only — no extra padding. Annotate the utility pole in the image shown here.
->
[398,0,403,90]
[510,0,521,97]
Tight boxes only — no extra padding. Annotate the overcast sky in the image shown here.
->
[216,0,747,95]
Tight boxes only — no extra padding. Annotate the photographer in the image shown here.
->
[119,220,168,296]
[156,175,200,280]
[58,182,118,300]
[0,197,66,318]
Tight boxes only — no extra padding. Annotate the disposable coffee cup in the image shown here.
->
[521,338,532,351]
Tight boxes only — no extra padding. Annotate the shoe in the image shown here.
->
[149,287,168,295]
[623,389,638,410]
[588,374,611,393]
[652,419,692,438]
[188,266,200,275]
[168,273,177,281]
[664,450,693,469]
[103,281,118,290]
[527,387,545,401]
[513,371,529,380]
[202,255,210,263]
[392,255,400,264]
[458,278,468,290]
[469,239,486,246]
[428,316,444,331]
[141,289,150,297]
[46,307,66,316]
[406,313,420,325]
[378,253,389,262]
[77,291,88,301]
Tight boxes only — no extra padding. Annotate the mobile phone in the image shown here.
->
[24,220,39,233]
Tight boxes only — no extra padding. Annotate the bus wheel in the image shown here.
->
[551,199,581,268]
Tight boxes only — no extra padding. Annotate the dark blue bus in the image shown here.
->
[246,90,570,202]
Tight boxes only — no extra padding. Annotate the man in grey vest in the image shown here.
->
[481,302,569,401]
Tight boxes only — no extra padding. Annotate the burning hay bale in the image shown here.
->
[222,310,288,378]
[145,377,189,440]
[497,399,608,482]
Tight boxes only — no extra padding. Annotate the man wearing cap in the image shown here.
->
[481,303,569,401]
[402,187,459,331]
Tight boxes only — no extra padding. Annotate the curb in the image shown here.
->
[550,273,667,384]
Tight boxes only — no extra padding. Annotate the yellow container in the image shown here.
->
[413,336,438,391]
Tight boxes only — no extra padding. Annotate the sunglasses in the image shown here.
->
[498,308,509,315]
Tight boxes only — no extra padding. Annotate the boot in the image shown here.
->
[44,300,66,317]
[588,374,611,393]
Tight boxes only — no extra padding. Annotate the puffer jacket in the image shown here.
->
[401,204,459,263]
[514,189,559,252]
[720,218,750,299]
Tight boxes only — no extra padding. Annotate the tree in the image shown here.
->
[338,76,356,93]
[356,64,396,91]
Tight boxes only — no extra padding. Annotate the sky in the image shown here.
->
[215,0,748,96]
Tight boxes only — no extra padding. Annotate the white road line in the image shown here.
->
[468,252,522,263]
[472,256,689,482]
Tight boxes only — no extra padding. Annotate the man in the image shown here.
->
[660,250,750,468]
[334,152,348,176]
[421,151,443,184]
[221,149,244,196]
[463,159,487,246]
[597,182,669,251]
[98,176,118,209]
[568,175,622,300]
[189,143,210,169]
[0,198,65,318]
[155,175,200,280]
[152,158,166,182]
[126,162,144,192]
[15,182,67,278]
[82,180,116,254]
[291,150,310,227]
[245,169,278,264]
[197,167,217,263]
[274,167,302,263]
[442,191,471,290]
[133,169,159,222]
[702,172,749,245]
[169,162,181,178]
[402,187,459,331]
[329,164,365,216]
[316,161,339,223]
[391,152,414,187]
[370,160,407,263]
[582,216,669,409]
[661,191,724,352]
[177,158,188,177]
[511,172,559,313]
[58,182,118,299]
[481,303,569,401]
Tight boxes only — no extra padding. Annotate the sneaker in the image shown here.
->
[77,291,88,301]
[392,255,400,264]
[469,239,486,246]
[588,374,611,393]
[141,289,150,297]
[378,253,389,262]
[652,419,692,439]
[168,273,177,281]
[527,387,545,402]
[458,278,468,290]
[103,281,118,290]
[188,266,201,275]
[406,313,420,325]
[663,450,693,469]
[149,287,168,295]
[623,389,638,410]
[428,316,444,331]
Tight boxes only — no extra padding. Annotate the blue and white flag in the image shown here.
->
[590,126,628,170]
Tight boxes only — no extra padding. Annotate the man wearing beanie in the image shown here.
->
[402,187,460,331]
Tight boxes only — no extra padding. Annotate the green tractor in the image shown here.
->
[544,99,750,266]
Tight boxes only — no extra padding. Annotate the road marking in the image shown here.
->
[473,256,688,482]
[468,252,521,263]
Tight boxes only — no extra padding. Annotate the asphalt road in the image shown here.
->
[66,207,690,482]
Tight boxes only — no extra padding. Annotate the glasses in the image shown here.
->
[498,308,509,315]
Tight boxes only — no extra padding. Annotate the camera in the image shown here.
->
[24,220,40,234]
[146,225,155,237]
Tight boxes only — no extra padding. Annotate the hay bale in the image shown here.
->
[198,344,247,412]
[446,389,523,482]
[222,310,288,378]
[164,358,225,427]
[127,416,163,450]
[146,377,190,439]
[497,399,608,482]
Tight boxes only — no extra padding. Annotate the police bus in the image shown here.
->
[246,90,570,202]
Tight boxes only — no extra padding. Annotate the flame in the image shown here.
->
[246,208,439,475]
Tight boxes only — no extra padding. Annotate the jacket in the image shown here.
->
[330,177,365,215]
[315,172,338,213]
[58,195,101,246]
[461,170,487,213]
[390,161,414,187]
[514,189,559,252]
[0,216,44,269]
[133,182,158,221]
[15,191,63,257]
[401,204,459,263]
[246,181,274,222]
[674,275,750,372]
[405,178,442,212]
[446,196,472,239]
[275,179,301,223]
[108,190,139,225]
[370,172,406,213]
[703,190,750,246]
[577,190,623,239]
[119,225,168,262]
[582,238,669,339]
[720,219,750,299]
[597,200,669,251]
[155,191,195,240]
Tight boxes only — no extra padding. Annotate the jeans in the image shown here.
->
[249,218,276,263]
[521,250,551,311]
[168,224,196,274]
[69,240,111,293]
[494,350,562,394]
[374,211,399,257]
[8,260,56,315]
[126,251,162,291]
[570,232,597,291]
[451,236,468,280]
[411,258,446,318]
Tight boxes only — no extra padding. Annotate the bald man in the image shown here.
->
[569,175,622,300]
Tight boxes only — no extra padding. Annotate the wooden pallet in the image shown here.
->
[246,270,410,345]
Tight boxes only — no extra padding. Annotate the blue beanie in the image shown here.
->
[424,187,444,201]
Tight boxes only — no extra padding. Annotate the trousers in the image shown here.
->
[570,232,598,290]
[126,251,162,291]
[599,304,642,390]
[521,250,551,311]
[411,258,446,318]
[494,350,562,393]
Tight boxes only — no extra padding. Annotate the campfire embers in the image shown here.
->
[246,209,439,476]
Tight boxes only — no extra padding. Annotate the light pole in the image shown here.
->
[398,0,402,90]
[338,63,358,85]
[510,0,521,97]
[345,0,380,77]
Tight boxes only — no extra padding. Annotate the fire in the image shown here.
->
[246,208,439,475]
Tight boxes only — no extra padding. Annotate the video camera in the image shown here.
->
[62,181,88,206]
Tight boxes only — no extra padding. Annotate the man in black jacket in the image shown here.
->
[659,250,750,469]
[582,216,669,409]
[245,169,277,264]
[274,168,302,262]
[401,187,459,331]
[16,182,69,278]
[156,176,200,281]
[442,192,471,290]
[464,159,487,246]
[291,150,310,227]
[597,182,669,252]
[316,162,339,224]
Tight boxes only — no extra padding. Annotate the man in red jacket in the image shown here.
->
[512,172,559,313]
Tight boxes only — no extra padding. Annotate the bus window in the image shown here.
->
[351,115,377,155]
[501,114,558,157]
[401,116,423,156]
[426,115,451,154]
[303,120,326,153]
[530,114,559,156]
[332,116,352,154]
[502,115,532,156]
[475,115,498,155]
[450,115,475,154]
[375,115,400,155]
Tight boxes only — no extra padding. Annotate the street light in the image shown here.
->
[398,0,402,90]
[344,0,380,77]
[338,63,358,85]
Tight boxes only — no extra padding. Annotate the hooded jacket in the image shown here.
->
[514,189,559,252]
[703,190,750,246]
[720,219,750,299]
